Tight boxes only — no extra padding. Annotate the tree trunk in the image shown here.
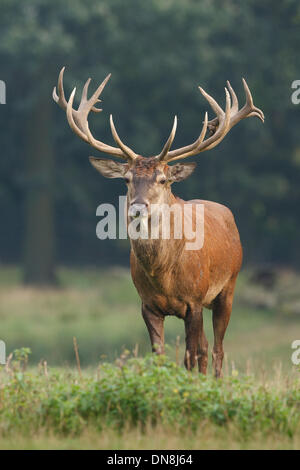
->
[23,83,57,285]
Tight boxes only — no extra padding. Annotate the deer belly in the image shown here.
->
[148,295,189,318]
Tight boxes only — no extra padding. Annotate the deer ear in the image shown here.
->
[89,157,128,178]
[167,162,197,183]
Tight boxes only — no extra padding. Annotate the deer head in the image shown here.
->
[53,67,264,218]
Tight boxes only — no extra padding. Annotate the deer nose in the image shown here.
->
[128,203,149,219]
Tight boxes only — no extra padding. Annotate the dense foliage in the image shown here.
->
[0,350,299,438]
[0,1,299,281]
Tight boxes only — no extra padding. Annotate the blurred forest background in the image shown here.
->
[0,0,299,369]
[0,0,299,285]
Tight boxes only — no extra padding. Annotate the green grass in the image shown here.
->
[1,428,299,450]
[0,352,299,450]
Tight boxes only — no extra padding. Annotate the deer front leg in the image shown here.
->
[184,308,204,371]
[198,321,208,375]
[142,304,165,354]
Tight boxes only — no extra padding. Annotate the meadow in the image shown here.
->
[0,266,299,449]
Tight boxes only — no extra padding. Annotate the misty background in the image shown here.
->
[0,0,299,285]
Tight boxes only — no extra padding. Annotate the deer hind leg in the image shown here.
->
[142,304,165,354]
[212,276,238,378]
[184,307,206,371]
[198,323,208,375]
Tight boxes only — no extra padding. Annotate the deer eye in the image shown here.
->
[124,176,130,184]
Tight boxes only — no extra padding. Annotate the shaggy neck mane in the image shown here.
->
[129,192,185,276]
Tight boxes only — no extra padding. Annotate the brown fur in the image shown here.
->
[89,155,242,377]
[126,157,243,377]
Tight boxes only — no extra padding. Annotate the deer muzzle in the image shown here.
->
[128,203,149,219]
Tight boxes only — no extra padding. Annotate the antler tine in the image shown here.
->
[166,112,209,162]
[223,78,264,129]
[207,79,264,134]
[248,110,265,120]
[83,119,128,161]
[163,79,264,162]
[164,87,231,162]
[226,80,239,114]
[76,73,111,133]
[66,87,88,142]
[53,67,137,160]
[242,78,264,122]
[155,112,209,162]
[175,87,231,160]
[199,87,225,118]
[202,87,231,151]
[52,66,67,110]
[110,115,137,160]
[80,78,102,113]
[80,77,91,102]
[158,116,178,161]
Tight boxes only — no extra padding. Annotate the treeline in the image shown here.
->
[0,0,299,283]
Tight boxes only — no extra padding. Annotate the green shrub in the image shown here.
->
[0,353,299,438]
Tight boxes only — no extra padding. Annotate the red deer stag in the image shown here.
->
[53,68,264,377]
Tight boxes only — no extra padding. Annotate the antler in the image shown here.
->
[53,67,137,161]
[157,78,264,162]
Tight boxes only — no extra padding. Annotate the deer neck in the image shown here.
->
[129,191,185,276]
